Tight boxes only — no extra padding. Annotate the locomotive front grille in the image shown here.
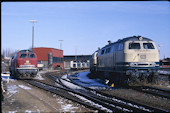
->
[20,65,35,68]
[138,63,148,66]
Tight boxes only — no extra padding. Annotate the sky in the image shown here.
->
[1,1,170,59]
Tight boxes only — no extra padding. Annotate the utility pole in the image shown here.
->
[158,44,163,59]
[58,40,63,69]
[59,40,63,50]
[29,20,38,52]
[75,46,77,61]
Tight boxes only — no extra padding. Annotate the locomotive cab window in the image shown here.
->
[20,54,27,58]
[129,43,140,49]
[105,48,111,54]
[143,43,155,49]
[101,49,105,54]
[29,54,35,58]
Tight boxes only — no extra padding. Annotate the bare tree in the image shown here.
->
[1,48,18,57]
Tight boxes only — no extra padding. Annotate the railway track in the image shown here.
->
[129,86,170,99]
[24,79,103,112]
[45,73,168,112]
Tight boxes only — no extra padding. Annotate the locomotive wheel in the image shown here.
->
[127,78,134,86]
[120,75,128,87]
[139,79,148,86]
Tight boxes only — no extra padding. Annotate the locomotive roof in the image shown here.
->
[118,36,152,42]
[101,36,153,49]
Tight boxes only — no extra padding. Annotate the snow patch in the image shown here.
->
[18,85,31,90]
[24,110,40,113]
[8,110,18,113]
[7,85,18,98]
[24,110,32,113]
[158,70,170,75]
[34,71,46,80]
[72,71,106,88]
[69,92,112,112]
[57,100,64,104]
[61,74,68,79]
[61,104,79,112]
[60,79,82,90]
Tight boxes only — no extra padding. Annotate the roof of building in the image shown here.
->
[33,47,63,61]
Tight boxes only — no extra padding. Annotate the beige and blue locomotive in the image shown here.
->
[90,36,159,85]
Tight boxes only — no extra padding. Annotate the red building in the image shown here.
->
[33,47,64,68]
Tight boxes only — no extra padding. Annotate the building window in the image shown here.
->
[53,57,63,63]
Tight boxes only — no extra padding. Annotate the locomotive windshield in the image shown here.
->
[19,53,36,58]
[20,54,27,58]
[143,43,155,49]
[28,54,35,58]
[129,43,140,49]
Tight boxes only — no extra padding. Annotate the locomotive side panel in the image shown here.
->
[97,42,125,72]
[97,52,114,72]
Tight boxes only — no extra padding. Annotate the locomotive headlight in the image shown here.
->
[130,63,134,67]
[130,62,137,67]
[151,62,156,66]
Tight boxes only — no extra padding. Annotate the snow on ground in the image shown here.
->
[24,109,40,113]
[61,104,79,112]
[158,70,170,75]
[8,110,18,113]
[18,85,31,90]
[61,74,68,79]
[72,71,106,89]
[60,79,82,90]
[6,84,32,98]
[34,71,47,80]
[7,85,18,98]
[54,94,79,112]
[68,92,112,112]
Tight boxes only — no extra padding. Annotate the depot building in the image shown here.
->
[33,47,64,69]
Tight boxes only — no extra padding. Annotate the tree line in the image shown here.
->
[1,48,18,58]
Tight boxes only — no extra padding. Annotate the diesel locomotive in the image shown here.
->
[90,36,159,85]
[9,50,38,79]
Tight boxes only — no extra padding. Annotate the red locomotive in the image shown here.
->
[9,50,38,79]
